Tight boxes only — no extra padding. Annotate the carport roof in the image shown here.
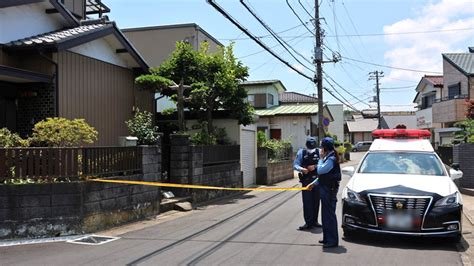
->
[255,104,319,117]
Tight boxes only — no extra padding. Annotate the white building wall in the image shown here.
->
[69,38,130,68]
[270,116,311,150]
[327,104,344,142]
[246,85,280,108]
[0,2,65,43]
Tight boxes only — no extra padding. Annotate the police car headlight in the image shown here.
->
[344,188,366,204]
[435,192,460,207]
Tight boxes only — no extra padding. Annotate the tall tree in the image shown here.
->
[136,41,253,134]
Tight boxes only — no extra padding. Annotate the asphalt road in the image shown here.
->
[0,153,464,266]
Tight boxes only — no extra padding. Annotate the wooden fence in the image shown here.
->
[0,147,142,182]
[203,145,240,166]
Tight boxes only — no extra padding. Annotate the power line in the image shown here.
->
[298,0,315,19]
[285,0,315,36]
[207,0,315,81]
[220,23,304,41]
[223,27,474,40]
[240,0,314,71]
[323,80,359,112]
[342,56,443,74]
[238,30,309,59]
[323,71,371,106]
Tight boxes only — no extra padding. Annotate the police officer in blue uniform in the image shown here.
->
[293,137,322,230]
[309,137,341,248]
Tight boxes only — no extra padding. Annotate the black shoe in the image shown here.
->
[314,223,322,228]
[323,243,338,248]
[318,240,326,244]
[298,224,313,231]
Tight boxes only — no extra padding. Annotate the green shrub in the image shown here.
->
[257,131,266,147]
[262,138,292,162]
[453,119,474,144]
[0,128,29,147]
[30,118,98,147]
[125,109,160,145]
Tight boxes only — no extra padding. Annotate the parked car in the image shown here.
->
[352,141,372,152]
[341,129,463,242]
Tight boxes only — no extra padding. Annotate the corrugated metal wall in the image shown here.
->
[57,51,152,146]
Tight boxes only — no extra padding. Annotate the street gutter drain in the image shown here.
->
[67,235,120,246]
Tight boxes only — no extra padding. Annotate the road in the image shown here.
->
[0,153,465,265]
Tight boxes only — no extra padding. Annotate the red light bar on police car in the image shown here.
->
[372,129,431,139]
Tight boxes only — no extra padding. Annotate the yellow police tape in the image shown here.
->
[91,178,313,191]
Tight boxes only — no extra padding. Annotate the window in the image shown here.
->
[248,95,255,106]
[270,129,282,140]
[267,94,274,105]
[448,83,461,100]
[421,94,436,109]
[358,152,444,176]
[254,94,267,108]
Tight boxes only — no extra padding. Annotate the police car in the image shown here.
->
[341,129,463,242]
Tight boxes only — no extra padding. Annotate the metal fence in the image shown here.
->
[436,146,453,165]
[203,145,240,166]
[0,147,142,182]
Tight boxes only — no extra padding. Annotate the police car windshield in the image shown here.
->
[358,152,445,176]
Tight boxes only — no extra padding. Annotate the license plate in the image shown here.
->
[385,212,413,230]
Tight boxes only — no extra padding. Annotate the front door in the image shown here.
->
[0,96,17,131]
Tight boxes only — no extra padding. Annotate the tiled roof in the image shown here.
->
[255,104,319,117]
[279,92,317,104]
[5,24,109,48]
[443,53,474,75]
[423,75,443,87]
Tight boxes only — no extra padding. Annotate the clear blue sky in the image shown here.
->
[107,0,474,112]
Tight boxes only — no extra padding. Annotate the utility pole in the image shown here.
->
[369,71,384,129]
[315,0,325,140]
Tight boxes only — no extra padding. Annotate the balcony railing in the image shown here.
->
[434,94,468,103]
[432,97,467,123]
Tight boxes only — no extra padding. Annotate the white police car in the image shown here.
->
[341,129,463,242]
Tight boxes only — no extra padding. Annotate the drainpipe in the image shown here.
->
[39,51,59,117]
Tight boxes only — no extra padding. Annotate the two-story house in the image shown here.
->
[0,0,153,145]
[241,80,333,150]
[432,47,474,145]
[413,75,443,144]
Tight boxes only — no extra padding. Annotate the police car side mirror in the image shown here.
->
[342,166,355,177]
[449,169,463,180]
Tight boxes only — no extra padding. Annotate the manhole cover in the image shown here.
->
[67,235,120,245]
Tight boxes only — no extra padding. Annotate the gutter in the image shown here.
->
[39,51,59,117]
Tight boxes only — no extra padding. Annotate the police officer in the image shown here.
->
[310,137,341,248]
[293,136,321,231]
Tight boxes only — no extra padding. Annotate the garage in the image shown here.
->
[240,126,256,187]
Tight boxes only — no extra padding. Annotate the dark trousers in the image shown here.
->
[320,184,339,245]
[301,178,320,226]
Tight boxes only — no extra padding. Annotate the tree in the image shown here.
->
[136,41,253,135]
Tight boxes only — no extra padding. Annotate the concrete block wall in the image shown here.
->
[256,147,293,185]
[0,145,161,240]
[454,143,474,188]
[169,134,242,203]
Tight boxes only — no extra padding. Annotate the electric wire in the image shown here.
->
[285,0,316,36]
[207,0,315,81]
[342,56,443,74]
[240,0,314,71]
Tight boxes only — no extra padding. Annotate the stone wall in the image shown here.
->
[169,134,242,203]
[453,143,474,188]
[0,145,161,240]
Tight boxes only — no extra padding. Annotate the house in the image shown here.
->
[432,48,474,146]
[413,75,443,143]
[346,111,416,144]
[241,80,334,150]
[0,0,153,146]
[122,23,223,113]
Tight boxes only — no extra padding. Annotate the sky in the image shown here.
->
[106,0,474,112]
